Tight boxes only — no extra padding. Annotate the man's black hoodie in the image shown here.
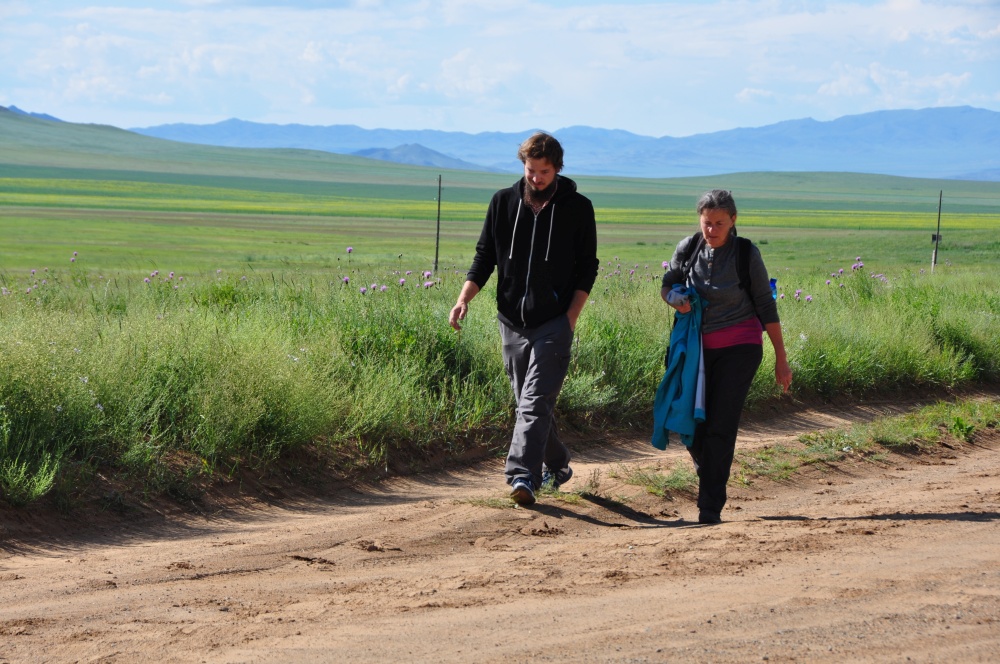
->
[467,175,599,329]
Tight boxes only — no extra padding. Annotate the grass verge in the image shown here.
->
[734,397,1000,486]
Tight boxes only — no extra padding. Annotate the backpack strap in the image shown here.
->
[735,236,752,292]
[679,232,703,286]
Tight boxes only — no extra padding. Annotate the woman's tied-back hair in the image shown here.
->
[696,189,738,217]
[517,132,564,171]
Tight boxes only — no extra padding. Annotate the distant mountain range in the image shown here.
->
[128,106,1000,181]
[352,143,505,173]
[6,104,64,123]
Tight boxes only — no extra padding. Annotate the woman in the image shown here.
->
[661,190,792,524]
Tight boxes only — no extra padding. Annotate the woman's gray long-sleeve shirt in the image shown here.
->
[661,233,779,335]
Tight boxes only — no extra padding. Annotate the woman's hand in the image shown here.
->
[764,322,793,393]
[661,286,691,313]
[774,356,793,393]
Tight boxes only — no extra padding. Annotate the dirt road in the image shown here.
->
[2,398,999,663]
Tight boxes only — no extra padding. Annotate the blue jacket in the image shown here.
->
[651,286,705,450]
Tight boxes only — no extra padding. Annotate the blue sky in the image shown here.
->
[1,0,997,136]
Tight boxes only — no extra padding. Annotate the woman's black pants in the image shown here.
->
[689,343,763,518]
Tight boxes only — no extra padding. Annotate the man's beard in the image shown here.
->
[525,179,557,208]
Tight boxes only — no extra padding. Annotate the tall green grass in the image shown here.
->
[1,255,997,506]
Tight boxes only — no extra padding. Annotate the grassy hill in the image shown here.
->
[2,108,999,273]
[4,108,1000,213]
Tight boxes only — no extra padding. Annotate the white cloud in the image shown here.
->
[301,42,324,65]
[437,48,522,98]
[143,92,174,105]
[1,0,997,134]
[737,88,777,103]
[818,67,876,98]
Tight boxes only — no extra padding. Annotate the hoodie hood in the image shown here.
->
[513,174,579,203]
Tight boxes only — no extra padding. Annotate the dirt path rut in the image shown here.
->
[2,398,999,663]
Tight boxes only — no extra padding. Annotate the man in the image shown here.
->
[449,132,599,506]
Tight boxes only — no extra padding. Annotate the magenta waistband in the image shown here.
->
[702,317,763,350]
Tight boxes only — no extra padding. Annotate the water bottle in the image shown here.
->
[769,278,778,300]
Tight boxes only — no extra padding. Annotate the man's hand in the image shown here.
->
[449,281,481,331]
[566,290,590,332]
[449,301,469,331]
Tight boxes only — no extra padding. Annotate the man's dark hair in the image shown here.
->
[517,132,564,171]
[696,189,738,217]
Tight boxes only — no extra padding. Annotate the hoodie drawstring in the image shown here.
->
[508,201,523,260]
[544,203,555,262]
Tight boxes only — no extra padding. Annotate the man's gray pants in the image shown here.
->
[499,314,573,489]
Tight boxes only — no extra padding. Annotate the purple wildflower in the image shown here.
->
[826,280,831,285]
[423,281,435,288]
[359,286,367,294]
[838,268,844,274]
[662,261,669,269]
[423,271,432,278]
[405,270,412,275]
[399,278,406,286]
[347,246,353,254]
[342,276,349,284]
[380,285,388,292]
[779,293,785,299]
[73,251,78,256]
[805,295,812,302]
[70,257,75,263]
[144,278,150,283]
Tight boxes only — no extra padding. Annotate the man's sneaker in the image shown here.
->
[541,466,573,491]
[510,478,536,506]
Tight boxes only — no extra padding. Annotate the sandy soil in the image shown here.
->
[2,396,999,663]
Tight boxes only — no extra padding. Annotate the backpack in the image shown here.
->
[678,232,752,292]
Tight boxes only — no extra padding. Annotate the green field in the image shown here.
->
[1,109,998,508]
[3,108,1000,276]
